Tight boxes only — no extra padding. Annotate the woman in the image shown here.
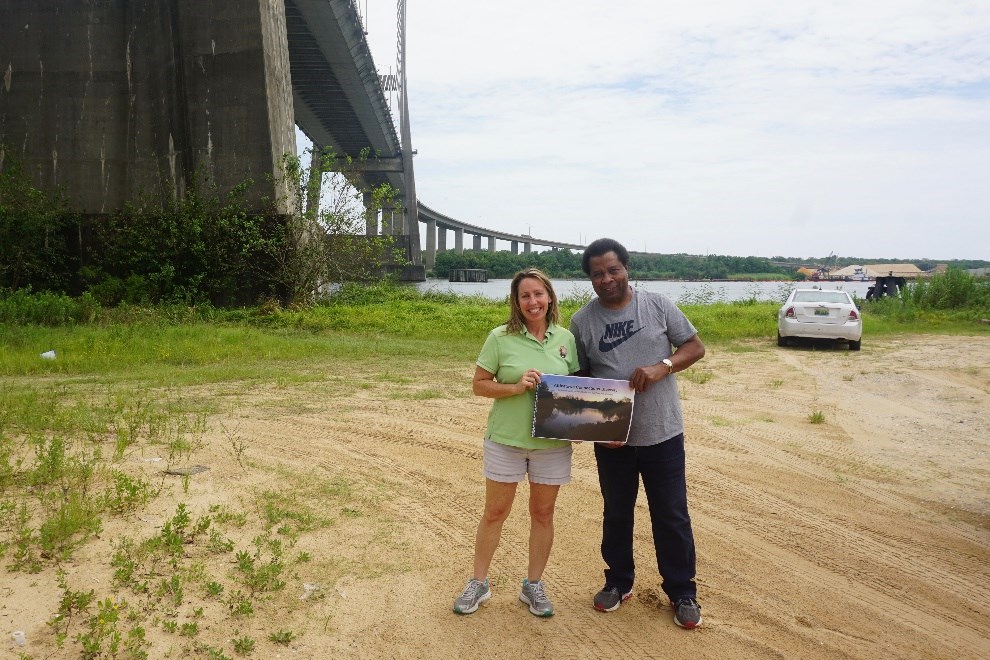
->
[452,268,579,618]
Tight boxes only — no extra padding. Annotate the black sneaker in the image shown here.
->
[593,585,633,612]
[672,598,702,629]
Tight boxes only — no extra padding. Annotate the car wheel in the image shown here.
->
[777,332,787,347]
[849,339,861,351]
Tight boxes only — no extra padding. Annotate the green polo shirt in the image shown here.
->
[476,323,580,450]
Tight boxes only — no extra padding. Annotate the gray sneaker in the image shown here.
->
[672,598,702,629]
[453,578,491,614]
[519,579,554,617]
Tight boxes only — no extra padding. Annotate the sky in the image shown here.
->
[326,0,990,261]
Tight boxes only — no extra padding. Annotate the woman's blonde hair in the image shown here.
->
[506,268,560,334]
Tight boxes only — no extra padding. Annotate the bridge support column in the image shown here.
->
[511,241,518,254]
[305,149,323,219]
[0,0,296,214]
[426,217,437,269]
[524,242,532,254]
[472,234,482,251]
[382,203,396,235]
[363,191,378,236]
[488,236,496,252]
[455,228,464,254]
[438,227,447,253]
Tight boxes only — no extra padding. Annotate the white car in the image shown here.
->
[777,288,862,350]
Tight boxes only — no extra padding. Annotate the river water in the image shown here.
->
[414,278,874,304]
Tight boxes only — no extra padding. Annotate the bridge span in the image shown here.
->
[415,203,584,267]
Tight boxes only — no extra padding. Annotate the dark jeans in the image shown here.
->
[594,433,697,601]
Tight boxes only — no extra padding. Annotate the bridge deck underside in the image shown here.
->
[284,0,401,192]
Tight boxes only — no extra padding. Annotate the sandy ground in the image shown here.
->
[3,334,990,659]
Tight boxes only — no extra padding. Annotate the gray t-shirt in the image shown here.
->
[569,289,698,446]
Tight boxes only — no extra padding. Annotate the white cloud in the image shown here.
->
[354,0,990,259]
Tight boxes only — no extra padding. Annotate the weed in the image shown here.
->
[205,645,233,660]
[208,529,235,553]
[235,538,286,594]
[232,636,256,654]
[209,504,248,527]
[111,539,138,586]
[75,597,126,658]
[226,590,254,617]
[222,423,249,467]
[681,369,714,385]
[38,490,103,561]
[808,410,826,424]
[48,570,95,646]
[157,575,184,607]
[9,502,41,572]
[179,621,199,637]
[103,470,155,513]
[768,379,784,388]
[206,581,224,597]
[162,620,178,633]
[269,629,295,645]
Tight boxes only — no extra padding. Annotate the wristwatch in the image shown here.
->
[662,358,674,374]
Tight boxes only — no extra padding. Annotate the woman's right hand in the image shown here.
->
[518,369,542,393]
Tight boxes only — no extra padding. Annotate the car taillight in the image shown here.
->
[848,310,859,320]
[785,307,795,318]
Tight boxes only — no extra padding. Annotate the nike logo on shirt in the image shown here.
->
[598,322,642,352]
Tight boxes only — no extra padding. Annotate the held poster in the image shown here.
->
[532,375,635,443]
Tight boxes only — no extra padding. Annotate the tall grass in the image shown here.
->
[903,269,990,311]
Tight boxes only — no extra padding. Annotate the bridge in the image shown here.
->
[417,203,584,264]
[0,0,582,280]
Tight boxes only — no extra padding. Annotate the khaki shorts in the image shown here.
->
[482,438,573,485]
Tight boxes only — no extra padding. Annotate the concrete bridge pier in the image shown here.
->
[437,227,447,253]
[488,236,496,252]
[0,0,297,215]
[425,217,437,268]
[363,191,378,236]
[472,234,482,251]
[381,203,396,235]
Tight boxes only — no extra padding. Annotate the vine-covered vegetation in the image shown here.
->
[0,149,403,306]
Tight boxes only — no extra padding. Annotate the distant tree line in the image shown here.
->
[433,249,990,281]
[433,249,799,280]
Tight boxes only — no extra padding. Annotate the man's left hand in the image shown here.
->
[630,364,667,393]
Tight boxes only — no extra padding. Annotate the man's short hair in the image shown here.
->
[581,238,629,275]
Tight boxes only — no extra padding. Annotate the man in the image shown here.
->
[569,238,706,629]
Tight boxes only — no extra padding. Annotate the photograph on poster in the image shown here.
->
[532,375,635,443]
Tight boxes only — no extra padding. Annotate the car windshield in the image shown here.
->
[792,291,850,304]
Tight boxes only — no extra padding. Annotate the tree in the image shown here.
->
[0,155,74,292]
[269,149,407,305]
